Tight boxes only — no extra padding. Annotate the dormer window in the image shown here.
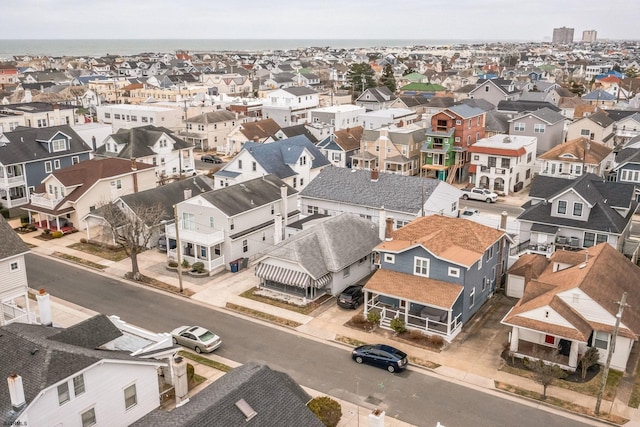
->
[557,200,567,215]
[52,138,66,152]
[573,202,583,216]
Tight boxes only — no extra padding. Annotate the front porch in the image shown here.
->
[255,263,332,303]
[511,340,572,370]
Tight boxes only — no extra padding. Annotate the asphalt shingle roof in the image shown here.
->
[95,125,193,159]
[0,125,91,165]
[0,216,29,259]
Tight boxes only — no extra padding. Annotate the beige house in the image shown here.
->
[185,110,248,152]
[23,158,156,231]
[565,111,615,147]
[538,137,614,179]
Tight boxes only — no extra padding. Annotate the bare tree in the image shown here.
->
[523,357,568,399]
[99,201,167,281]
[579,347,600,380]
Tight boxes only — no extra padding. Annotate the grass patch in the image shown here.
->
[226,302,302,328]
[190,373,207,388]
[629,375,640,408]
[132,274,195,297]
[178,350,232,372]
[500,363,621,400]
[53,251,106,270]
[239,287,332,315]
[67,242,129,261]
[335,335,368,347]
[495,381,628,425]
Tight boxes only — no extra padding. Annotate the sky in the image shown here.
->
[2,0,639,41]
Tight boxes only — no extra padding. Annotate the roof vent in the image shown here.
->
[503,136,512,143]
[235,399,257,421]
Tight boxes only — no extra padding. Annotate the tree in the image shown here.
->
[99,201,167,281]
[307,396,342,427]
[379,63,397,93]
[625,66,638,79]
[346,63,376,99]
[579,347,600,380]
[523,357,567,399]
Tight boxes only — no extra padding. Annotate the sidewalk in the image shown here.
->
[19,227,640,426]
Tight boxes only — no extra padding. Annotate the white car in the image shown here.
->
[171,326,222,353]
[180,167,197,177]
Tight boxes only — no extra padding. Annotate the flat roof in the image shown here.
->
[474,134,537,149]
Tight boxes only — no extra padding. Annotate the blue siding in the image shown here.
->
[24,153,91,188]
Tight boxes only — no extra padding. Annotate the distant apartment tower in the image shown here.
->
[582,30,597,43]
[552,27,574,44]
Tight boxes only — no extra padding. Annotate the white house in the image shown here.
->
[359,108,419,131]
[97,104,183,133]
[308,104,366,131]
[0,216,33,326]
[261,87,320,127]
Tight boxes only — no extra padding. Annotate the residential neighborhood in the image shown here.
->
[3,23,640,427]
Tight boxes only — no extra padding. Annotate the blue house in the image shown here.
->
[0,126,92,208]
[612,145,640,201]
[364,215,510,341]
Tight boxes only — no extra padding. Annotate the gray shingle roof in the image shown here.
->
[447,104,485,119]
[0,216,29,259]
[0,125,92,165]
[497,100,561,114]
[527,107,566,125]
[131,362,323,427]
[300,167,444,215]
[95,125,193,159]
[283,86,317,96]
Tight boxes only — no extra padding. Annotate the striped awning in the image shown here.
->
[255,263,311,288]
[313,273,332,288]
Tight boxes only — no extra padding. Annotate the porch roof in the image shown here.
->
[351,152,378,161]
[364,269,463,309]
[255,262,331,289]
[530,223,559,234]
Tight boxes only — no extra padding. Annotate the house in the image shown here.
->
[359,108,419,130]
[565,110,615,146]
[355,86,398,111]
[95,125,195,180]
[364,215,510,341]
[96,104,183,132]
[420,104,486,183]
[0,318,166,427]
[351,124,424,176]
[502,243,640,372]
[468,78,521,107]
[300,167,462,232]
[255,213,381,301]
[23,157,156,231]
[538,138,613,179]
[0,102,77,130]
[612,112,640,147]
[468,134,537,196]
[582,89,616,108]
[508,107,566,154]
[131,362,323,427]
[199,72,253,96]
[0,125,92,209]
[184,110,248,152]
[316,126,362,168]
[0,216,32,326]
[261,87,319,127]
[515,173,639,260]
[611,146,640,200]
[165,175,299,273]
[308,104,365,130]
[214,135,330,191]
[496,100,561,120]
[223,118,281,156]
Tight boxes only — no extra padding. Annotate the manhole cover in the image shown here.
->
[365,396,382,405]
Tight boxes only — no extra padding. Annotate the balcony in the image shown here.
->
[0,174,26,187]
[165,226,224,247]
[29,194,65,209]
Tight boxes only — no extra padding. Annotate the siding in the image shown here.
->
[0,256,28,296]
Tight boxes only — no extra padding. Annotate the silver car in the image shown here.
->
[171,326,222,353]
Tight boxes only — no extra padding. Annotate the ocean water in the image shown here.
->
[0,38,526,59]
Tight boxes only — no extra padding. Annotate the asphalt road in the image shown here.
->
[26,254,594,427]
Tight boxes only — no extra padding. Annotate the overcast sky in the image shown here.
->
[2,0,639,41]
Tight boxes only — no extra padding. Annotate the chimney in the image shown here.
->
[385,217,394,241]
[274,213,283,244]
[371,169,379,182]
[131,158,137,171]
[173,356,190,407]
[499,211,508,231]
[378,207,386,241]
[131,159,139,193]
[91,136,97,151]
[183,188,192,200]
[8,375,26,411]
[280,184,288,232]
[36,289,52,326]
[253,136,259,142]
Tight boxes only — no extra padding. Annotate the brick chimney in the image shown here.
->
[385,217,394,241]
[500,211,508,231]
[173,356,190,407]
[371,169,379,182]
[131,159,138,193]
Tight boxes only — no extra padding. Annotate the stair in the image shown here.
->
[447,163,461,184]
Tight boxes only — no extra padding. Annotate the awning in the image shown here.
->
[313,273,332,288]
[255,263,311,288]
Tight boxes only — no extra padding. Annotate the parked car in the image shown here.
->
[337,285,364,309]
[201,154,223,164]
[460,208,480,217]
[460,187,498,203]
[171,326,222,353]
[352,344,408,373]
[181,167,197,176]
[157,235,167,251]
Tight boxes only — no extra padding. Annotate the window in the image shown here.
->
[580,129,590,136]
[242,239,248,253]
[526,169,531,179]
[252,161,256,171]
[58,382,70,405]
[488,157,496,168]
[557,200,567,215]
[114,113,121,119]
[514,122,525,132]
[45,161,52,173]
[37,118,47,127]
[456,120,461,125]
[307,205,318,214]
[451,201,457,212]
[104,112,111,119]
[573,202,583,216]
[73,374,85,396]
[270,204,275,214]
[594,331,609,350]
[469,287,476,307]
[482,276,488,291]
[209,216,215,228]
[111,179,122,189]
[473,155,479,161]
[54,159,61,169]
[343,265,350,277]
[448,267,460,278]
[200,247,207,258]
[468,119,472,129]
[414,257,430,277]
[534,124,546,133]
[81,408,96,427]
[300,178,304,187]
[182,212,195,231]
[10,261,18,271]
[292,177,297,188]
[544,335,556,345]
[124,383,137,410]
[238,160,243,169]
[584,232,607,247]
[384,254,395,264]
[72,156,79,165]
[52,139,66,152]
[527,152,532,163]
[500,158,510,168]
[299,156,307,166]
[478,255,482,270]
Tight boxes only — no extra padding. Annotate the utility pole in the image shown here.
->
[595,292,627,415]
[173,204,184,293]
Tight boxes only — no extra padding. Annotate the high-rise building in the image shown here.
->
[582,30,597,43]
[552,27,574,44]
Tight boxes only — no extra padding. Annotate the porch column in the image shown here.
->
[403,304,409,324]
[363,290,369,316]
[85,224,90,242]
[510,328,519,352]
[569,341,579,369]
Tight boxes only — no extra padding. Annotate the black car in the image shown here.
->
[201,154,223,163]
[337,285,364,309]
[352,344,408,373]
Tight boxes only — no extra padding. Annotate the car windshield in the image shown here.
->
[198,330,215,341]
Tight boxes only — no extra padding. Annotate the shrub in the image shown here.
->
[407,330,426,341]
[168,260,179,268]
[579,347,600,379]
[350,313,367,325]
[51,231,64,238]
[390,317,407,334]
[191,262,205,273]
[20,216,30,225]
[428,335,445,348]
[80,237,88,244]
[181,259,190,269]
[307,396,342,427]
[43,229,51,235]
[367,311,381,324]
[186,363,195,381]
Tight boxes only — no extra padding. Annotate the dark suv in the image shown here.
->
[337,285,364,309]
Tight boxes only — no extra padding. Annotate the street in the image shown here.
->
[26,254,594,427]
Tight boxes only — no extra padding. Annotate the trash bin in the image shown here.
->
[241,257,249,269]
[235,258,244,271]
[230,260,238,273]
